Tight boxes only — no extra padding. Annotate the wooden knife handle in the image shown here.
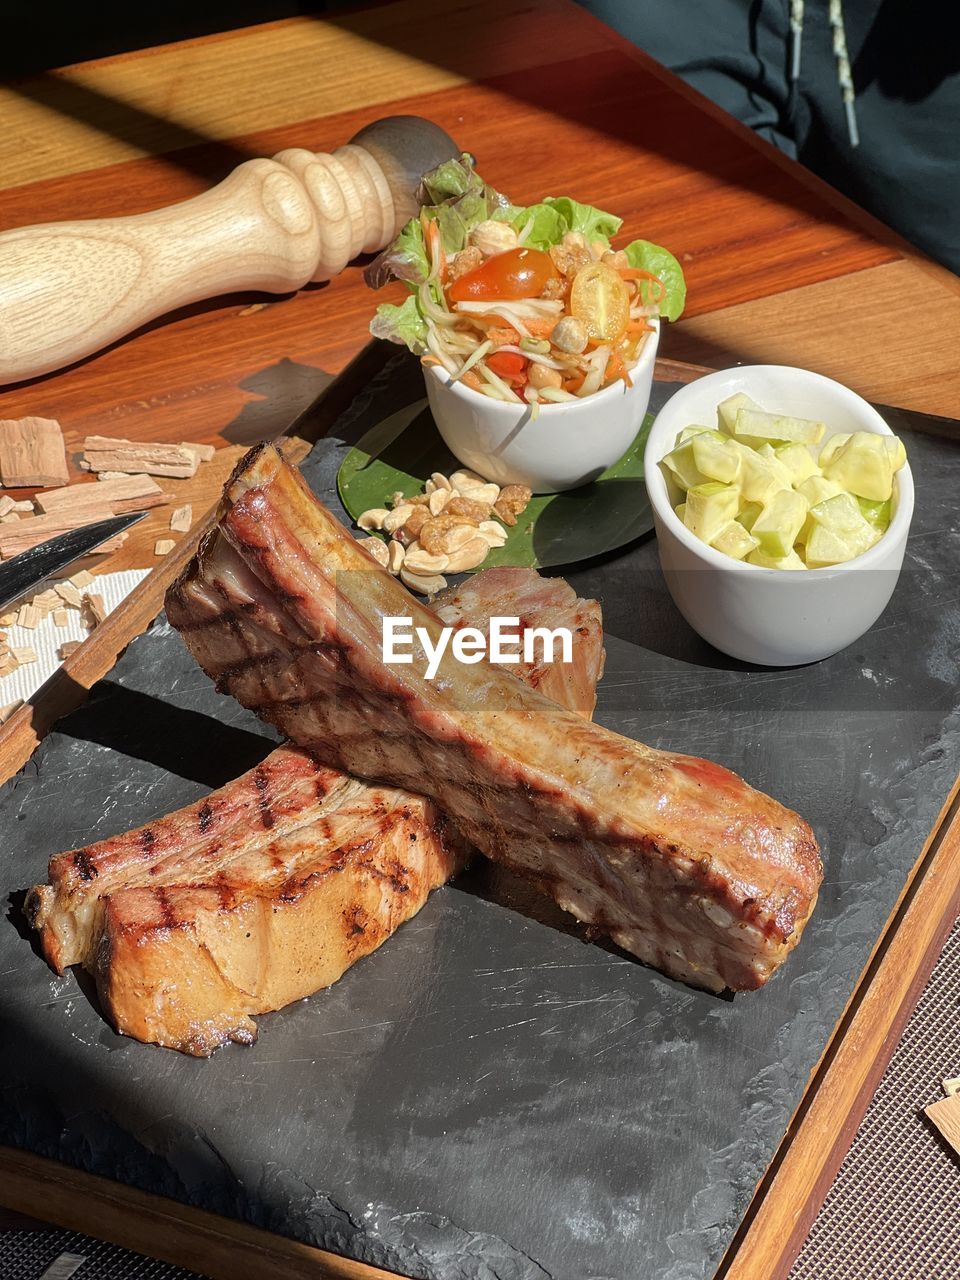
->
[0,116,457,385]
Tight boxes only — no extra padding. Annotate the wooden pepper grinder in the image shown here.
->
[0,116,458,386]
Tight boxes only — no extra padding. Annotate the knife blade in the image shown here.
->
[0,512,147,614]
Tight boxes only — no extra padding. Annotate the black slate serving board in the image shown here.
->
[1,357,958,1280]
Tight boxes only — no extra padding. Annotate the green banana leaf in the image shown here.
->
[337,401,654,569]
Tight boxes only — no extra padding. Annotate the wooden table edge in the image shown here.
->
[1,346,956,1280]
[0,1146,396,1280]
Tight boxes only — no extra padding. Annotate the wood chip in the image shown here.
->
[154,539,176,556]
[0,497,14,518]
[32,588,61,608]
[53,608,70,628]
[81,436,199,479]
[95,471,130,481]
[0,417,69,487]
[169,504,193,533]
[11,645,37,665]
[181,441,216,462]
[35,473,171,517]
[0,654,18,676]
[54,582,83,608]
[16,603,40,629]
[0,513,20,524]
[59,641,82,659]
[69,570,95,589]
[0,612,15,626]
[926,1094,960,1157]
[83,593,107,627]
[0,699,23,722]
[9,500,34,513]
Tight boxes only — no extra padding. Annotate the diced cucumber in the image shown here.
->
[733,408,826,446]
[736,445,793,504]
[808,492,880,557]
[661,439,709,491]
[858,496,892,531]
[751,489,810,558]
[881,436,908,469]
[737,501,763,531]
[818,433,851,467]
[661,393,907,573]
[717,392,762,435]
[775,443,819,485]
[822,431,895,501]
[797,475,845,506]
[803,524,859,567]
[692,433,742,484]
[712,521,759,561]
[678,425,723,443]
[747,548,807,570]
[684,482,741,544]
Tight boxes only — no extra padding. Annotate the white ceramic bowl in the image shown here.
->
[424,320,660,493]
[644,365,915,666]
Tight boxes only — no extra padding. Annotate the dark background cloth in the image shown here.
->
[580,0,960,274]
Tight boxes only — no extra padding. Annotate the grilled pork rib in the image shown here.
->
[167,445,822,993]
[28,568,603,1055]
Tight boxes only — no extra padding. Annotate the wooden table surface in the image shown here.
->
[1,4,959,1279]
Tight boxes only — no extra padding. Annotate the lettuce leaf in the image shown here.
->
[624,239,687,321]
[369,294,428,353]
[509,197,622,252]
[365,153,515,289]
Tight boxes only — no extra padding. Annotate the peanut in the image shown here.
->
[528,362,562,391]
[550,315,588,354]
[469,219,519,256]
[419,514,479,556]
[428,488,452,515]
[400,566,447,595]
[382,503,415,534]
[403,544,450,575]
[387,540,405,573]
[445,537,490,572]
[358,536,389,567]
[358,508,389,531]
[445,494,491,522]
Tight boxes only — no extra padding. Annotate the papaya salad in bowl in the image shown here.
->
[366,156,686,492]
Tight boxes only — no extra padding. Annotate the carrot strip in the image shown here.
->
[461,369,484,391]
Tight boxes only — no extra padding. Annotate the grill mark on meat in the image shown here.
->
[198,803,214,834]
[140,829,156,856]
[73,850,97,882]
[156,887,176,929]
[164,447,821,993]
[253,766,275,830]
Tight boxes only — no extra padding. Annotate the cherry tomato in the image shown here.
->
[486,351,528,385]
[569,261,630,343]
[448,247,558,302]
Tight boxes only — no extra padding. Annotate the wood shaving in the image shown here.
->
[69,570,95,589]
[59,641,82,659]
[54,582,83,608]
[53,608,70,628]
[0,416,69,487]
[154,539,176,556]
[0,699,23,721]
[16,604,40,629]
[11,645,37,665]
[83,593,107,627]
[169,505,193,533]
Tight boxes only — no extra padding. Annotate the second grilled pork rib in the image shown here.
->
[28,568,603,1054]
[168,445,822,994]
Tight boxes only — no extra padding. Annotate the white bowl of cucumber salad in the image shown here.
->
[644,365,915,666]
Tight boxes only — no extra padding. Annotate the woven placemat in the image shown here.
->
[791,913,960,1280]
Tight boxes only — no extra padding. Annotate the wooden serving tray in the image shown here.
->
[0,349,958,1280]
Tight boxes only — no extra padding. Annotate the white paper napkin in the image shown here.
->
[0,569,150,709]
